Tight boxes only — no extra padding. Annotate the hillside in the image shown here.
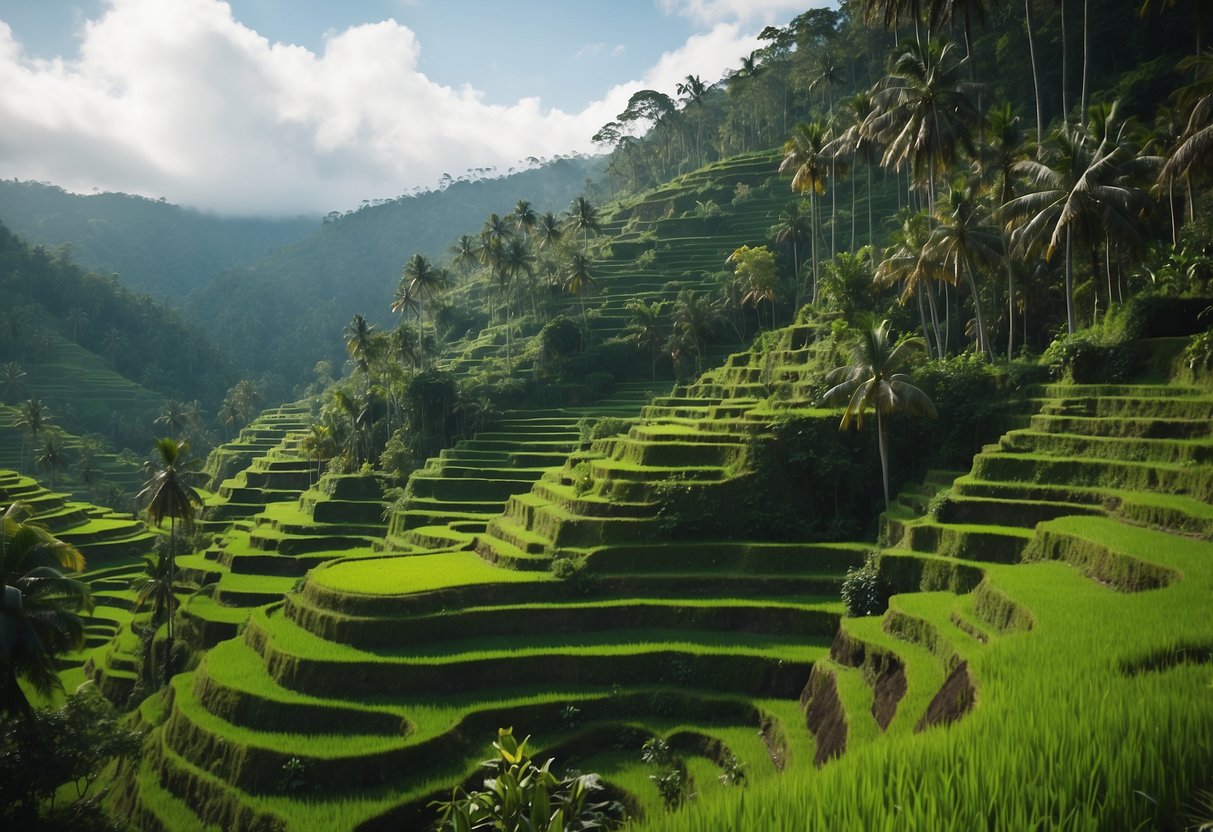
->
[184,156,606,390]
[0,180,316,299]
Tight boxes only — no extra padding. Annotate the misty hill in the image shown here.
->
[0,180,317,299]
[183,155,605,391]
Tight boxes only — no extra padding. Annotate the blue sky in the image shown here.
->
[0,0,828,215]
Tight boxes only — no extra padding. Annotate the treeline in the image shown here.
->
[0,220,238,412]
[594,0,1200,195]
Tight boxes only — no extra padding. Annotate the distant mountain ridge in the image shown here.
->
[0,181,318,300]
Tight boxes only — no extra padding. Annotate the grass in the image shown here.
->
[306,551,551,595]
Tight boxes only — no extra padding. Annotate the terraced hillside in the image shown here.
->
[0,469,157,705]
[113,315,1213,830]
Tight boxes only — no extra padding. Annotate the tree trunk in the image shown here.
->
[1060,0,1070,124]
[1064,228,1076,334]
[877,407,891,511]
[1006,253,1016,360]
[962,254,991,360]
[1080,0,1090,120]
[163,518,175,691]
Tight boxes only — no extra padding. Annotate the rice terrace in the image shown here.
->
[0,1,1210,830]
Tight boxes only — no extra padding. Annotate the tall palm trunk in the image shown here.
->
[1064,228,1076,334]
[1080,0,1090,119]
[164,517,175,690]
[1006,254,1017,360]
[877,407,891,511]
[961,254,991,360]
[1060,0,1070,123]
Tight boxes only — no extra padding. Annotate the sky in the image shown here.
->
[0,0,832,217]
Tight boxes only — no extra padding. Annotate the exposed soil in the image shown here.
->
[800,666,846,765]
[915,660,976,733]
[871,662,907,730]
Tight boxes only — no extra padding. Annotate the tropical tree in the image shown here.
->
[63,307,88,343]
[396,254,450,368]
[14,397,50,473]
[1,362,26,405]
[727,245,781,329]
[671,290,724,375]
[135,437,201,689]
[344,314,378,378]
[130,549,176,690]
[450,234,480,277]
[563,252,597,347]
[862,39,979,216]
[513,200,538,238]
[101,325,125,368]
[1003,102,1158,333]
[502,237,536,372]
[623,299,668,381]
[1160,51,1213,227]
[300,422,338,481]
[567,196,601,257]
[923,184,1002,359]
[34,435,67,488]
[770,201,812,307]
[779,121,830,302]
[535,212,564,251]
[1,502,91,717]
[822,320,936,511]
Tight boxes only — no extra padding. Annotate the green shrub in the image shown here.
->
[577,416,630,444]
[430,728,625,832]
[635,249,658,269]
[1181,327,1213,377]
[840,550,889,617]
[1041,328,1136,383]
[926,489,952,521]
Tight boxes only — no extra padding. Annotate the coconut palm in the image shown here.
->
[64,307,88,343]
[15,397,50,473]
[34,435,67,488]
[502,238,535,373]
[671,290,724,375]
[822,320,936,511]
[924,184,1002,359]
[513,200,538,238]
[980,102,1029,358]
[779,121,830,303]
[563,252,597,347]
[770,201,812,308]
[624,299,668,381]
[130,549,177,691]
[396,254,449,368]
[449,234,479,278]
[136,438,201,689]
[344,314,378,378]
[1,502,91,717]
[535,212,563,251]
[1160,51,1213,226]
[863,39,979,216]
[566,196,601,257]
[1003,102,1158,333]
[2,362,26,405]
[875,209,947,357]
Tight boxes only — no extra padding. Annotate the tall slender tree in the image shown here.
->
[136,438,201,689]
[822,320,936,511]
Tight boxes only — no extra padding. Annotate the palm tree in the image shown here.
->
[676,74,708,164]
[513,200,538,238]
[672,290,724,375]
[64,307,88,343]
[75,441,105,494]
[1160,51,1213,227]
[862,39,979,217]
[300,422,338,482]
[15,397,50,473]
[883,208,946,358]
[130,549,177,691]
[101,326,125,368]
[2,362,26,404]
[450,234,480,278]
[770,201,813,308]
[502,237,535,373]
[396,254,449,368]
[981,102,1029,358]
[822,320,936,511]
[1,502,91,717]
[828,93,881,250]
[624,299,668,381]
[563,252,597,348]
[344,314,377,378]
[780,121,830,303]
[136,437,201,689]
[155,399,194,439]
[535,212,563,251]
[566,196,601,257]
[35,435,67,488]
[1003,103,1158,333]
[924,184,1002,359]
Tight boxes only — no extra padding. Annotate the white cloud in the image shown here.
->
[658,0,836,27]
[0,0,762,216]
